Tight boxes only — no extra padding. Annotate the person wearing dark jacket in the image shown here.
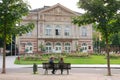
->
[58,58,64,74]
[49,57,55,74]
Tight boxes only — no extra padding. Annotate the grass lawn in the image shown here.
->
[65,55,120,64]
[14,55,120,65]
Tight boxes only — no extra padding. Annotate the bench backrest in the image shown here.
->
[42,63,71,69]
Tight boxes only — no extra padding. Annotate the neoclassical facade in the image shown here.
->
[17,3,93,54]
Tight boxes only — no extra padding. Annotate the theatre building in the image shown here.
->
[17,3,93,54]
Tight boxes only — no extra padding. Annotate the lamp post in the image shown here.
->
[11,35,12,56]
[99,33,101,53]
[16,23,20,56]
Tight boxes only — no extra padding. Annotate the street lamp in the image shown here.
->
[99,33,102,53]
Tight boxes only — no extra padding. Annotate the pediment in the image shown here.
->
[40,3,78,16]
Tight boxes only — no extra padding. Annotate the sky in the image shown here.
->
[26,0,85,13]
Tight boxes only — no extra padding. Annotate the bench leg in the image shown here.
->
[45,69,48,75]
[67,69,69,75]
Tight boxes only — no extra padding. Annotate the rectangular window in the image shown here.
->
[45,25,52,36]
[45,29,52,36]
[65,31,69,36]
[88,46,91,49]
[55,25,61,36]
[64,26,70,36]
[27,32,32,36]
[55,29,60,35]
[81,27,87,37]
[56,29,59,35]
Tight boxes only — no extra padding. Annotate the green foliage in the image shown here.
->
[0,0,34,73]
[0,38,3,47]
[23,54,42,61]
[73,0,120,38]
[14,54,120,64]
[110,32,120,46]
[33,63,38,74]
[73,0,120,75]
[109,53,120,59]
[93,52,105,56]
[68,52,90,58]
[39,43,45,52]
[0,0,34,43]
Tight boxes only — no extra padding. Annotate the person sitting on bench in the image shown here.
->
[58,57,64,74]
[49,57,55,74]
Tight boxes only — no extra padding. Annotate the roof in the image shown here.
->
[30,3,82,15]
[30,6,50,12]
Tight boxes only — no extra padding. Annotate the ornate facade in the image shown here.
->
[18,3,93,54]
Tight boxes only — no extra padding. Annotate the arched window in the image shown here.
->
[81,43,87,52]
[45,42,52,53]
[55,25,61,35]
[45,25,52,36]
[65,43,70,46]
[64,43,71,53]
[25,42,33,53]
[56,43,61,46]
[27,31,32,36]
[81,27,87,37]
[64,26,70,36]
[82,43,87,46]
[55,42,62,53]
[46,43,51,46]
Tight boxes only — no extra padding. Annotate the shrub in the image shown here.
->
[93,52,105,56]
[23,54,42,61]
[68,52,90,58]
[109,53,120,59]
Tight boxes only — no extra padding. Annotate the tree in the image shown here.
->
[111,32,120,46]
[110,32,120,52]
[0,0,34,74]
[0,38,3,48]
[39,43,45,52]
[73,0,120,76]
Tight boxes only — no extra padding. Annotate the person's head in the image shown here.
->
[50,57,53,60]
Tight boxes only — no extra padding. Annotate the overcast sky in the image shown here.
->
[26,0,85,13]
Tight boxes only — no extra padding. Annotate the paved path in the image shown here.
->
[0,56,120,80]
[0,56,35,68]
[0,73,120,80]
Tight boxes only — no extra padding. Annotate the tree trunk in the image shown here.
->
[106,37,111,76]
[2,16,7,74]
[2,33,6,74]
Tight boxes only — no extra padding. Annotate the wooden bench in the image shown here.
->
[42,63,71,74]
